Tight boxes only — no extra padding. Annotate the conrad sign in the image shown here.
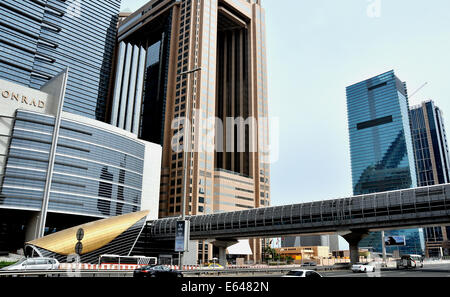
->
[1,89,45,109]
[0,78,51,117]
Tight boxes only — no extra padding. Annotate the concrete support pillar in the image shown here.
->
[182,240,199,266]
[211,239,238,267]
[343,230,369,265]
[218,246,227,267]
[25,212,41,242]
[381,230,387,263]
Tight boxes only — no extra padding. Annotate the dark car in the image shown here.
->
[133,265,183,278]
[333,263,351,269]
[301,262,317,267]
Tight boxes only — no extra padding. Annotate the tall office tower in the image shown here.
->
[110,0,270,263]
[410,101,450,257]
[0,0,121,121]
[346,70,424,255]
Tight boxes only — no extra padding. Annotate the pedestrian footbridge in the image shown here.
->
[149,184,450,264]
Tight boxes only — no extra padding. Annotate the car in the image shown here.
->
[206,263,224,269]
[351,262,376,273]
[133,265,183,278]
[1,258,60,271]
[283,269,322,278]
[333,262,351,269]
[301,262,317,267]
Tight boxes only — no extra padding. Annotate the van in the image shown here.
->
[1,258,60,271]
[396,254,423,269]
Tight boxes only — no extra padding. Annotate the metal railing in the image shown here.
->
[0,269,133,278]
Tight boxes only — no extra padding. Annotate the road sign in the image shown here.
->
[76,228,84,241]
[75,228,84,255]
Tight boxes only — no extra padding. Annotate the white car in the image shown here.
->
[351,262,376,273]
[283,269,322,278]
[1,258,60,271]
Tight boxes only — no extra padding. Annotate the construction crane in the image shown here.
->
[409,82,428,99]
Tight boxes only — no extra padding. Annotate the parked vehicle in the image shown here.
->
[351,262,376,273]
[99,255,157,266]
[206,263,224,269]
[333,262,351,269]
[301,262,317,267]
[1,258,59,271]
[396,255,423,269]
[283,270,322,278]
[133,265,183,278]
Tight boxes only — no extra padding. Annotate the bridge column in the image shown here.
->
[343,230,369,265]
[218,247,227,267]
[211,239,238,267]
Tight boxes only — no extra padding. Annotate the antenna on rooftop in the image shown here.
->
[409,82,428,99]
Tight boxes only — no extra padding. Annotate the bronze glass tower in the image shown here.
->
[109,0,270,262]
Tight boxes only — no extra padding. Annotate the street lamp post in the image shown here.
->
[177,67,202,268]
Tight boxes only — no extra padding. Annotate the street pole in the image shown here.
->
[381,230,387,266]
[178,67,202,268]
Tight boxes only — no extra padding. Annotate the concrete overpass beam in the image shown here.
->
[343,230,369,265]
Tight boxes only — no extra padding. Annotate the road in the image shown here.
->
[322,263,450,277]
[255,263,450,278]
[2,263,449,278]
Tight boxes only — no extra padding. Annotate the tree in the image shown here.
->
[264,246,279,261]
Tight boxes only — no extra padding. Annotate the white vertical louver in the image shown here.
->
[125,45,140,132]
[118,43,134,129]
[112,43,146,136]
[133,46,147,135]
[111,42,126,126]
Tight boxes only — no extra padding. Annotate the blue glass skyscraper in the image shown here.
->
[0,0,121,121]
[347,70,417,194]
[410,101,450,257]
[346,70,424,255]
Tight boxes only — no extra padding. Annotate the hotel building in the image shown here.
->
[0,74,162,254]
[109,0,270,263]
[0,0,121,121]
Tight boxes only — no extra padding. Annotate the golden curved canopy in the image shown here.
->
[27,210,150,256]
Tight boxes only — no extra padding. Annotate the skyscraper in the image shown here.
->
[0,0,121,121]
[346,70,424,255]
[347,70,417,194]
[410,100,450,257]
[110,0,270,263]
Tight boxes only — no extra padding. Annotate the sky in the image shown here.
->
[120,0,450,246]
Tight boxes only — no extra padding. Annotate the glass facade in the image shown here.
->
[112,9,173,146]
[410,101,450,186]
[410,101,450,256]
[347,70,417,195]
[0,110,145,218]
[346,70,422,255]
[359,229,425,256]
[0,0,121,121]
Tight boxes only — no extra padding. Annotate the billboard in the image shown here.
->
[384,235,406,246]
[175,220,190,252]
